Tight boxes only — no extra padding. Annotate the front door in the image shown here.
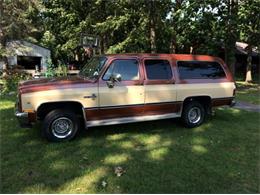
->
[98,58,145,119]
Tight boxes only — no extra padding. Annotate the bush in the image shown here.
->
[55,64,68,77]
[45,59,68,77]
[45,59,56,78]
[0,67,32,94]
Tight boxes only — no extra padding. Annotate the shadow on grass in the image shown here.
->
[0,96,259,193]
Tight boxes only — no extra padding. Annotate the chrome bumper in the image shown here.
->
[15,103,32,128]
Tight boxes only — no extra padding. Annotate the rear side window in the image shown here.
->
[177,61,226,80]
[103,59,139,81]
[144,59,172,80]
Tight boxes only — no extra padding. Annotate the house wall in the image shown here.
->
[5,40,51,71]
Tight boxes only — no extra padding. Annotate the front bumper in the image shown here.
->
[15,102,32,128]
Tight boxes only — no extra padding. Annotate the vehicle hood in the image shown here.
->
[18,76,94,93]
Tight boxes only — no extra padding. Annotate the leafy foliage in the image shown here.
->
[0,0,43,58]
[0,67,32,94]
[238,0,260,46]
[1,0,259,78]
[45,59,68,77]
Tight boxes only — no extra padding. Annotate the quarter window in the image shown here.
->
[103,59,139,81]
[144,59,172,80]
[177,61,226,80]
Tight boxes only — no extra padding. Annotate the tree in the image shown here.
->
[238,0,260,82]
[92,0,172,54]
[2,0,255,80]
[0,0,42,66]
[224,0,239,76]
[149,0,156,53]
[41,0,97,63]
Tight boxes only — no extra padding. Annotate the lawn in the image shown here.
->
[236,81,260,105]
[0,95,259,193]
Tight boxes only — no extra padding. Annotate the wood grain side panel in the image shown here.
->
[211,97,234,107]
[86,105,144,121]
[143,102,182,115]
[85,102,182,121]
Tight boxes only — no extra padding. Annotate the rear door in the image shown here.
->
[142,58,180,115]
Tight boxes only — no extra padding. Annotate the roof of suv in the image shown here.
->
[104,53,224,63]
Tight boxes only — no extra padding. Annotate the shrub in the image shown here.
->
[55,64,68,77]
[45,59,68,77]
[45,59,56,78]
[1,67,32,94]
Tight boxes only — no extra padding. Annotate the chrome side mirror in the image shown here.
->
[111,73,122,82]
[106,73,122,88]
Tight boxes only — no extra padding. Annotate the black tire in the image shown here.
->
[42,109,79,142]
[181,101,205,128]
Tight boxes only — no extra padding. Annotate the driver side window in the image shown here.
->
[103,59,139,81]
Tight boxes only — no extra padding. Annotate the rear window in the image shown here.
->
[177,61,226,80]
[144,59,172,80]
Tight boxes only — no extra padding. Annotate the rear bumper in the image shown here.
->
[15,103,32,128]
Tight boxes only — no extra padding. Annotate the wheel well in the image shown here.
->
[37,101,84,120]
[183,96,211,113]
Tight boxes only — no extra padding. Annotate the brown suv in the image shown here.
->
[15,54,236,142]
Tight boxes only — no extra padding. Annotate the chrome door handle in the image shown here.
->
[84,94,97,99]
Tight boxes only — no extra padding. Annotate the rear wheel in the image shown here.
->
[42,109,79,142]
[181,101,205,128]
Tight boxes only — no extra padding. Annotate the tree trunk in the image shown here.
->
[149,0,156,53]
[100,0,107,54]
[170,38,176,53]
[245,45,253,83]
[2,56,8,77]
[190,46,193,54]
[103,34,108,53]
[100,36,105,54]
[170,0,183,54]
[0,0,8,76]
[225,0,238,76]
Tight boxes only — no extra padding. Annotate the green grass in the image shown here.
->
[236,81,260,105]
[0,95,260,193]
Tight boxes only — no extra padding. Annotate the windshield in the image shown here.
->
[79,56,107,79]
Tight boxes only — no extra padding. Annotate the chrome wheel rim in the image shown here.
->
[188,107,201,124]
[51,117,73,138]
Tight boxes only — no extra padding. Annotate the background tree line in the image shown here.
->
[1,0,260,82]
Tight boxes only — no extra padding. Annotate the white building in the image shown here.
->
[0,40,51,74]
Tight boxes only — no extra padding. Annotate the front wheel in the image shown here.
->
[181,101,205,128]
[42,109,79,142]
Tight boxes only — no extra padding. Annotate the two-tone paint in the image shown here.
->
[17,54,236,126]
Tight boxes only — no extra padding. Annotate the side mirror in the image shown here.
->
[106,73,122,88]
[93,71,99,77]
[111,73,122,82]
[92,71,99,79]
